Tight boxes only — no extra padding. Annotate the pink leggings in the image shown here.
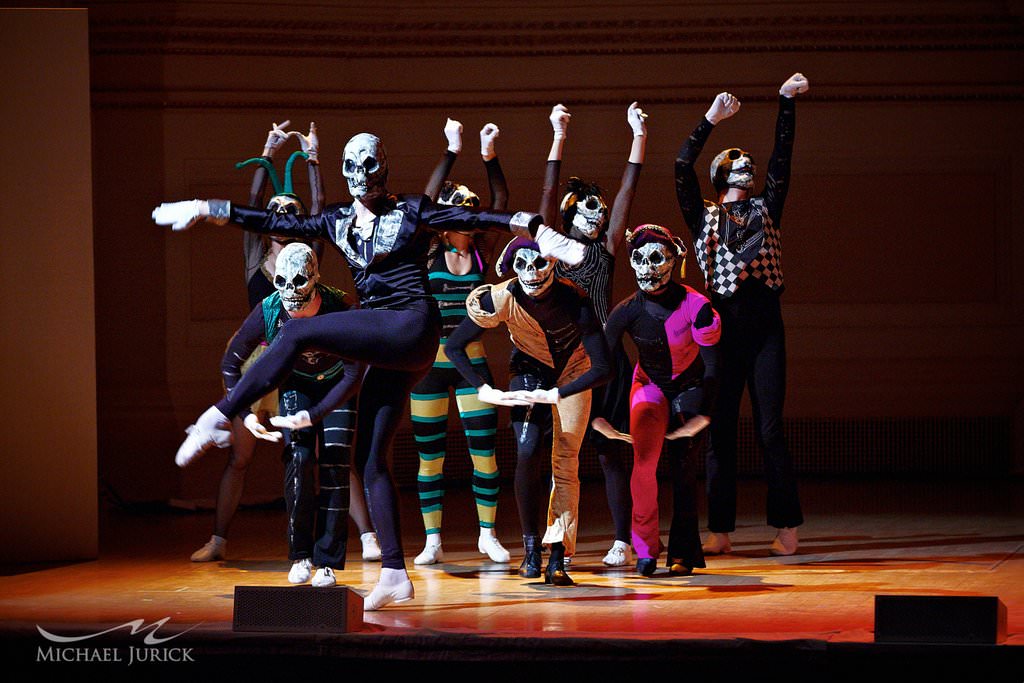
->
[629,379,670,559]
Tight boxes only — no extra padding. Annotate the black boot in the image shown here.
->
[544,542,574,586]
[518,535,542,579]
[636,558,657,577]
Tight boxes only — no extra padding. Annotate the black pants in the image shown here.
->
[706,286,803,532]
[281,377,356,569]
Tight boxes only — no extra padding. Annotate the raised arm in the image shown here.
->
[674,92,740,236]
[480,123,508,210]
[763,73,808,225]
[243,120,290,283]
[605,102,647,256]
[286,122,327,262]
[424,118,463,201]
[539,104,570,228]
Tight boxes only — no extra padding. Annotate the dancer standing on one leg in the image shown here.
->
[446,238,611,586]
[153,131,583,610]
[600,224,720,576]
[674,73,808,556]
[539,101,646,568]
[222,243,363,587]
[192,121,379,564]
[411,119,511,566]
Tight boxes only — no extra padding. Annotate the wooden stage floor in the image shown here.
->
[2,478,1022,676]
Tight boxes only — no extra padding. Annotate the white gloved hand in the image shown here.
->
[779,72,809,98]
[444,118,463,154]
[665,414,711,440]
[705,92,741,125]
[535,224,586,265]
[591,417,633,444]
[478,384,532,407]
[262,119,291,157]
[244,413,283,442]
[152,200,207,231]
[521,388,559,405]
[480,123,500,160]
[269,410,314,430]
[549,104,571,140]
[627,101,648,136]
[287,122,319,163]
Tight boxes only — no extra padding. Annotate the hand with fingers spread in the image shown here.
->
[480,123,500,160]
[444,118,463,154]
[288,122,319,163]
[779,72,810,98]
[270,410,314,431]
[549,104,571,140]
[627,101,648,137]
[262,119,291,157]
[478,384,532,407]
[705,92,741,125]
[244,413,283,442]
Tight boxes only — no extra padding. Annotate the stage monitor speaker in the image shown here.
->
[233,585,363,633]
[874,595,1006,644]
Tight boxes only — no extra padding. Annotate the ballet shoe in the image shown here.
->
[175,406,232,468]
[478,530,511,563]
[602,540,632,567]
[363,577,415,611]
[702,532,732,555]
[769,527,799,556]
[414,538,444,565]
[311,567,336,588]
[360,532,382,561]
[288,558,313,584]
[190,535,226,562]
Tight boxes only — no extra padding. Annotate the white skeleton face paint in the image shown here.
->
[630,242,674,293]
[342,133,388,199]
[570,193,607,240]
[274,243,320,313]
[512,247,556,297]
[711,148,756,191]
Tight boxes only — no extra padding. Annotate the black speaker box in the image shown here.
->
[232,585,364,633]
[874,595,1006,644]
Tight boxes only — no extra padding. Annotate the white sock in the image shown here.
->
[378,567,410,586]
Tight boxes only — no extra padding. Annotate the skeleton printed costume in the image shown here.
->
[445,238,611,586]
[674,78,808,556]
[538,103,646,566]
[221,244,363,586]
[154,131,582,610]
[409,121,510,565]
[603,225,721,576]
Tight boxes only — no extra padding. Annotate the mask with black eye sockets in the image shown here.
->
[274,242,320,313]
[342,133,388,198]
[266,194,306,216]
[710,147,756,192]
[438,182,480,208]
[630,242,674,293]
[513,247,556,297]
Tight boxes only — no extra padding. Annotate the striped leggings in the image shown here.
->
[409,341,499,535]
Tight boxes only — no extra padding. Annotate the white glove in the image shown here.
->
[262,119,291,157]
[480,123,500,160]
[269,410,314,430]
[779,72,809,98]
[444,118,463,154]
[705,92,741,125]
[478,384,532,407]
[521,387,559,405]
[591,417,633,444]
[549,104,571,140]
[535,224,586,265]
[152,200,206,231]
[665,414,711,440]
[287,122,319,163]
[244,413,283,442]
[627,101,648,136]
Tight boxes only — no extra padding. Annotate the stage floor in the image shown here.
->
[2,478,1022,674]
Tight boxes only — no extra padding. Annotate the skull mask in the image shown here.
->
[571,193,607,239]
[710,148,756,193]
[342,133,388,199]
[438,181,480,208]
[512,247,556,297]
[630,242,674,293]
[266,193,305,216]
[274,243,320,313]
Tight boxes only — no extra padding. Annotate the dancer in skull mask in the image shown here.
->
[539,102,646,568]
[674,74,808,556]
[153,131,583,610]
[191,122,380,565]
[222,243,363,587]
[446,238,611,586]
[410,119,511,566]
[600,224,721,576]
